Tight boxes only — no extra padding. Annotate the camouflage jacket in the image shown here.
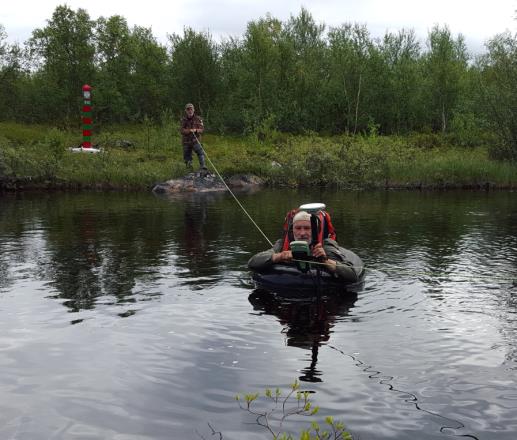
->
[180,114,204,145]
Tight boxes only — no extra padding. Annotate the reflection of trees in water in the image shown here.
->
[32,194,177,315]
[30,192,242,313]
[249,291,358,382]
[42,205,173,314]
[497,282,517,369]
[0,192,248,316]
[171,193,224,288]
[3,189,517,326]
[0,195,39,290]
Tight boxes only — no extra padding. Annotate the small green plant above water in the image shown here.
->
[234,380,352,440]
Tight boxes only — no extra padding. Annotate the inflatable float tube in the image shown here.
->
[251,262,365,296]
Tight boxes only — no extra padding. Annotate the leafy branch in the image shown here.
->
[235,380,352,440]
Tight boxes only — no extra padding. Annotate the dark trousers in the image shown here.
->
[183,142,205,167]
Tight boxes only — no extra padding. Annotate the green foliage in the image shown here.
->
[424,25,469,133]
[0,137,12,177]
[36,128,67,179]
[376,29,423,133]
[478,31,517,161]
[28,5,95,124]
[1,122,517,189]
[0,5,506,145]
[0,26,27,121]
[235,380,352,440]
[168,28,220,119]
[2,4,517,186]
[129,26,169,121]
[94,15,133,123]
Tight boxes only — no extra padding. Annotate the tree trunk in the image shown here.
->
[353,74,362,135]
[441,102,446,133]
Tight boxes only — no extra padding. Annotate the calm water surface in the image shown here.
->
[1,189,516,440]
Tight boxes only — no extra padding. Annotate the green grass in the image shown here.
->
[1,122,516,189]
[387,146,517,187]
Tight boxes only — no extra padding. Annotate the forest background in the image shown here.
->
[1,5,517,188]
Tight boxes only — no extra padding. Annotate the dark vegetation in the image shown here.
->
[1,6,517,189]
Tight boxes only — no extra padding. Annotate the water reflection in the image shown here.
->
[2,190,517,439]
[165,192,226,289]
[248,290,358,382]
[28,194,179,316]
[45,208,103,312]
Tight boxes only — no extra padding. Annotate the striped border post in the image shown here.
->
[82,84,92,148]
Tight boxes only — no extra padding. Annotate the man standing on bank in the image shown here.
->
[180,103,206,170]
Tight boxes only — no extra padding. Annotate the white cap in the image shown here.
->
[293,211,311,223]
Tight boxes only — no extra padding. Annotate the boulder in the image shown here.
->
[152,170,264,194]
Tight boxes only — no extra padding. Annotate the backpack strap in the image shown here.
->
[281,209,298,251]
[282,208,337,250]
[322,211,337,241]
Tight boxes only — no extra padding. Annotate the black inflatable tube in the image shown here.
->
[251,264,363,296]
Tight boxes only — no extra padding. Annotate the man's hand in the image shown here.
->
[190,129,197,134]
[312,243,337,272]
[272,250,293,264]
[311,243,326,260]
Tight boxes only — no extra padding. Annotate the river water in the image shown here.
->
[0,189,516,440]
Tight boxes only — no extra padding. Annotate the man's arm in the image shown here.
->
[194,116,204,133]
[248,239,284,271]
[180,118,191,135]
[322,240,363,282]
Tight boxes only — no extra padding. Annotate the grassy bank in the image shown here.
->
[1,122,516,190]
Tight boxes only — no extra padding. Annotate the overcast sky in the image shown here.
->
[1,0,516,54]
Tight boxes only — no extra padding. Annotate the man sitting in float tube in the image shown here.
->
[248,205,364,283]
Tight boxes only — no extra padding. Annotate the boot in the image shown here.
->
[199,155,207,170]
[185,161,193,170]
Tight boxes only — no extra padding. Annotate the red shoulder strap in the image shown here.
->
[281,209,298,251]
[324,211,337,241]
[282,208,337,249]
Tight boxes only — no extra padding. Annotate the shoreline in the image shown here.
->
[2,176,516,193]
[2,123,517,192]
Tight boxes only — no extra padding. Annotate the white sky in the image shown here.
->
[1,0,516,54]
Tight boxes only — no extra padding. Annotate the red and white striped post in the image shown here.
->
[82,84,92,149]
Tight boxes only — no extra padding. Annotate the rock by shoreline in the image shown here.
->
[1,174,515,193]
[152,171,265,194]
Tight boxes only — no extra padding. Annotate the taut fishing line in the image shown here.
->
[192,133,273,248]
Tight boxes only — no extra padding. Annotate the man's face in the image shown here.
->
[185,107,194,116]
[293,220,312,243]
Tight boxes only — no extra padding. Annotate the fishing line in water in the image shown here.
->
[327,344,480,440]
[192,133,273,247]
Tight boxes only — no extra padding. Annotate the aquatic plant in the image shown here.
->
[234,380,352,440]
